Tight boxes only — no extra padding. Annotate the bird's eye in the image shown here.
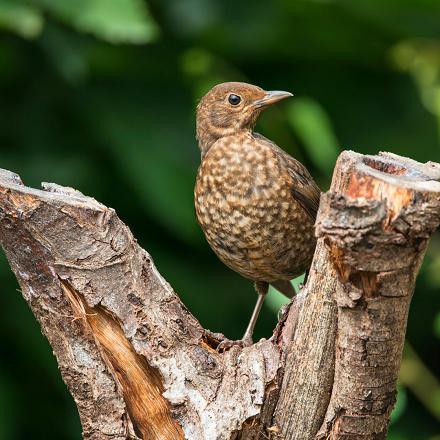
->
[228,94,241,105]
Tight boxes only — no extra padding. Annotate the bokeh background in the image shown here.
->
[0,0,439,438]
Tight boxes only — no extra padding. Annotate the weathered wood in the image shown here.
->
[0,170,279,440]
[273,240,338,438]
[315,152,440,439]
[272,152,440,440]
[0,151,439,440]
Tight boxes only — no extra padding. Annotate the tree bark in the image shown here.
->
[0,151,439,440]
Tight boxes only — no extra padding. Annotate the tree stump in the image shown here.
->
[0,151,439,440]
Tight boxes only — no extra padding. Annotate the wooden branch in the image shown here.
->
[274,152,440,439]
[0,151,439,440]
[315,152,440,439]
[0,169,279,440]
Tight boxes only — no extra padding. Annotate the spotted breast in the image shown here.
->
[195,131,317,283]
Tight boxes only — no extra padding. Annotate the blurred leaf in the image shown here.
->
[265,274,304,314]
[40,24,89,83]
[0,1,43,38]
[434,312,440,339]
[34,0,158,44]
[87,96,200,245]
[387,433,409,440]
[336,0,440,39]
[427,254,440,287]
[180,47,245,101]
[391,39,440,116]
[120,143,199,244]
[0,370,18,439]
[400,342,440,421]
[287,98,340,177]
[164,0,219,37]
[181,47,214,77]
[390,386,407,424]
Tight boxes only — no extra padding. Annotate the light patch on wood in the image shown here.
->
[61,281,184,440]
[347,173,413,221]
[7,191,41,215]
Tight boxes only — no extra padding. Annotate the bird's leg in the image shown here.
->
[216,281,268,352]
[298,270,310,291]
[240,281,268,346]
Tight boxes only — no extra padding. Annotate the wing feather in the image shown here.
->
[254,133,321,220]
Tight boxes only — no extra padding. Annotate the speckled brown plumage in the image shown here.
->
[194,82,320,346]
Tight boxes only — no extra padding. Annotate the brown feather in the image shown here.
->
[254,133,321,220]
[194,81,321,344]
[271,280,296,298]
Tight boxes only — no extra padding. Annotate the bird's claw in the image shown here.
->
[216,336,253,352]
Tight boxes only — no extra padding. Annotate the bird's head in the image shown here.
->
[196,82,292,156]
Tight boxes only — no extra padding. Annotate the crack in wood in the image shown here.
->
[60,280,184,440]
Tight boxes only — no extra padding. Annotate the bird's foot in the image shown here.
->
[204,330,252,352]
[217,335,253,352]
[267,334,276,344]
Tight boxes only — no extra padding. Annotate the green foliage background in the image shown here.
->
[0,0,439,438]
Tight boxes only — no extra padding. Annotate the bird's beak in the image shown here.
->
[253,90,293,108]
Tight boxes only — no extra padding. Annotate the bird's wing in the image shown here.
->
[287,163,321,220]
[254,133,321,220]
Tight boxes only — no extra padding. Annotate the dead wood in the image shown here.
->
[0,151,439,440]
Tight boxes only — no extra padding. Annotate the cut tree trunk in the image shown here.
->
[0,151,439,440]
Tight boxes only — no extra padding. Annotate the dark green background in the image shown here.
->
[0,0,439,438]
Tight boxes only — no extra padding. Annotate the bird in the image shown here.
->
[194,82,320,348]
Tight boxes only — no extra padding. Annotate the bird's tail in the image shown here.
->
[271,280,296,298]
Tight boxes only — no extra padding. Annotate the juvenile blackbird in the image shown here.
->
[194,82,320,346]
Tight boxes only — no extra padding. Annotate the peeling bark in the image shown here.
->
[0,151,439,440]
